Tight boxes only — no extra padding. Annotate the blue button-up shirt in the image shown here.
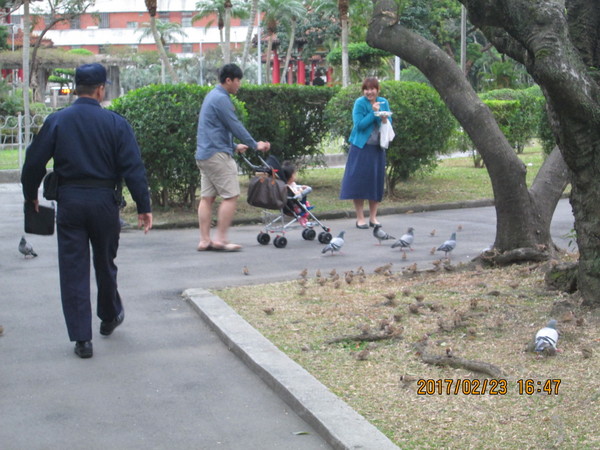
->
[195,85,257,160]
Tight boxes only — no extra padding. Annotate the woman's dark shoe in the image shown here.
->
[74,340,93,358]
[356,222,369,229]
[369,221,381,228]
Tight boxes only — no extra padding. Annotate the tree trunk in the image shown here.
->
[368,0,568,257]
[281,19,296,84]
[149,16,179,83]
[224,2,232,64]
[454,0,600,306]
[241,0,259,69]
[339,0,349,87]
[265,35,273,84]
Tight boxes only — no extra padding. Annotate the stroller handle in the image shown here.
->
[238,149,272,173]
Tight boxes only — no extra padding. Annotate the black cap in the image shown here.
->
[75,63,110,86]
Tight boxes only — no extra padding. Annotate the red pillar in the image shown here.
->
[326,67,333,86]
[272,50,280,84]
[297,60,306,85]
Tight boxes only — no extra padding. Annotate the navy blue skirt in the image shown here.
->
[339,143,386,202]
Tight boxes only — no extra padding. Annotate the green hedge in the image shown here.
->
[325,81,455,195]
[110,83,242,207]
[110,83,335,207]
[235,84,338,168]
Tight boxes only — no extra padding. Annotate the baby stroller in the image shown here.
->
[240,152,333,249]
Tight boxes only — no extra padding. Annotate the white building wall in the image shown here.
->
[14,0,251,48]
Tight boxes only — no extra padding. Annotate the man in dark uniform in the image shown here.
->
[21,63,153,359]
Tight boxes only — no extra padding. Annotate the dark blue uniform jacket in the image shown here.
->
[21,97,151,213]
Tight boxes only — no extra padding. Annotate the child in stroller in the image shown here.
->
[240,151,332,248]
[281,161,313,227]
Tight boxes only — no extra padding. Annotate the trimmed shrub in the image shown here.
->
[235,84,338,168]
[325,81,455,195]
[110,83,247,208]
[480,87,544,153]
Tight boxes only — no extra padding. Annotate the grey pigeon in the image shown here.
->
[391,227,414,251]
[437,232,457,258]
[322,231,345,255]
[535,319,559,353]
[19,236,38,258]
[373,224,395,245]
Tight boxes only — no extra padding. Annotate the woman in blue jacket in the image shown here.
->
[340,77,391,229]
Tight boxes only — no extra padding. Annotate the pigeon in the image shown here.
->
[437,232,457,259]
[19,236,37,258]
[535,319,559,353]
[322,231,345,255]
[373,225,395,245]
[391,227,414,251]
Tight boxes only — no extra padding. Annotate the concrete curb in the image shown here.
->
[149,198,497,230]
[183,288,399,450]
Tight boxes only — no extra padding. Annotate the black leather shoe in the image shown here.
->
[355,222,369,229]
[369,221,381,228]
[74,340,93,358]
[100,309,124,336]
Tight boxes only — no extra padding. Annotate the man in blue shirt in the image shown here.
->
[195,63,270,252]
[21,63,152,358]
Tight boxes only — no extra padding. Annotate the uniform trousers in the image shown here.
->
[56,186,122,341]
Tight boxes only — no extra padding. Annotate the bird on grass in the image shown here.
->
[391,227,414,251]
[535,319,559,355]
[373,224,395,245]
[19,236,37,258]
[437,232,457,259]
[322,231,345,255]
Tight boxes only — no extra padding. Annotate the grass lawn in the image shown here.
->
[123,145,549,228]
[217,259,598,448]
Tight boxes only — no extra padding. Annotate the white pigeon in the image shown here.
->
[373,224,395,245]
[19,236,38,258]
[322,231,345,255]
[391,227,414,251]
[437,232,457,258]
[535,319,559,353]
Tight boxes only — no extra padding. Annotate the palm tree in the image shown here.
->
[278,1,306,84]
[260,0,306,84]
[194,0,249,64]
[144,0,179,82]
[313,0,350,86]
[338,0,349,87]
[137,20,188,48]
[241,0,259,69]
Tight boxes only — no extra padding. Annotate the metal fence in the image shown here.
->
[0,114,48,170]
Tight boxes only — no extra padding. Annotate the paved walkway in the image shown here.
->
[0,181,574,449]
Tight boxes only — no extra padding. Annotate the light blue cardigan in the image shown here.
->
[348,95,392,149]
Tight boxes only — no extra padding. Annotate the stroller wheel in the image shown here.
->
[257,232,270,245]
[318,232,333,244]
[273,236,288,248]
[302,228,317,241]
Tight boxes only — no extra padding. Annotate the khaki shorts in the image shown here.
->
[196,152,240,199]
